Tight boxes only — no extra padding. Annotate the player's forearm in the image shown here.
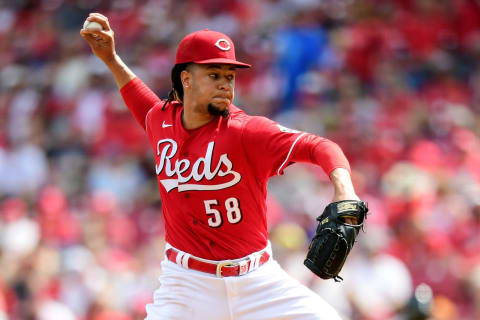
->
[104,54,137,89]
[329,168,359,201]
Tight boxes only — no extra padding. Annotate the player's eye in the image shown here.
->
[209,73,218,79]
[227,75,235,81]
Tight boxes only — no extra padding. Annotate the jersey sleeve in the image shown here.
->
[120,77,162,130]
[292,133,351,175]
[241,116,350,178]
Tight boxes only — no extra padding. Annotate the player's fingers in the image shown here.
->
[80,30,112,49]
[89,12,108,20]
[343,217,358,225]
[88,12,110,24]
[80,30,97,49]
[87,13,111,30]
[81,29,112,41]
[80,29,96,41]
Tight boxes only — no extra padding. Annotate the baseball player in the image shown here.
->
[81,12,361,320]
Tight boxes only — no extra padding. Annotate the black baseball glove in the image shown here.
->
[304,200,368,282]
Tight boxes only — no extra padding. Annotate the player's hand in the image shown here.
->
[333,195,360,224]
[80,13,116,63]
[332,191,360,224]
[342,216,358,225]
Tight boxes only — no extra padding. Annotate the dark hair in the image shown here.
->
[162,63,191,110]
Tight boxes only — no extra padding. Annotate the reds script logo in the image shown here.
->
[155,139,241,192]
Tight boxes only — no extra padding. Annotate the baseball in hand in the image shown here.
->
[83,20,103,39]
[83,20,103,31]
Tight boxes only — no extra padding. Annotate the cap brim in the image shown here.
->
[194,58,251,68]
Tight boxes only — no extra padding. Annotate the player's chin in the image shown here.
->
[207,103,229,116]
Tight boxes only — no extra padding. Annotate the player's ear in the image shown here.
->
[180,70,191,89]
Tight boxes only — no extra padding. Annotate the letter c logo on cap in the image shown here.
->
[214,39,231,51]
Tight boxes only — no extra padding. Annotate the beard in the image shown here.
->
[208,103,230,118]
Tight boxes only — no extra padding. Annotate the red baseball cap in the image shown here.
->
[175,29,251,68]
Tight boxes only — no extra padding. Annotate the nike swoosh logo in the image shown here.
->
[162,121,173,128]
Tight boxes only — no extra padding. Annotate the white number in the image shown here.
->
[204,199,222,227]
[225,197,242,224]
[204,198,242,228]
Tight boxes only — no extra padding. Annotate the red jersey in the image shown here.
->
[121,78,350,260]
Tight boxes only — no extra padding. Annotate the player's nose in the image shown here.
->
[217,78,233,91]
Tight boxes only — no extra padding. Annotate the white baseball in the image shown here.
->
[83,20,103,31]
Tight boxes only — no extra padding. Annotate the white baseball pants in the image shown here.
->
[145,251,342,320]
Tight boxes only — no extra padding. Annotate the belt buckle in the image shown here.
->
[238,260,249,276]
[216,261,233,277]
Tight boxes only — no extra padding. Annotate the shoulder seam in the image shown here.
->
[276,132,307,175]
[145,100,165,131]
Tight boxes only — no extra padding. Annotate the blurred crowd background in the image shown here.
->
[1,0,480,319]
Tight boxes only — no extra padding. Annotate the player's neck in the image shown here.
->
[181,106,215,130]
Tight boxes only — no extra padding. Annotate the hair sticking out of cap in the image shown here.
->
[162,90,175,111]
[162,63,191,110]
